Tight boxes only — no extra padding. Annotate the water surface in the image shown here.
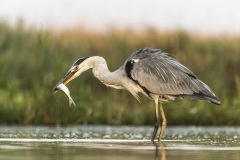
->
[0,125,240,160]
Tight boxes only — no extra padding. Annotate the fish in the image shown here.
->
[55,83,76,107]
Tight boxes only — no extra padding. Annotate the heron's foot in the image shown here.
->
[158,121,167,141]
[151,121,160,142]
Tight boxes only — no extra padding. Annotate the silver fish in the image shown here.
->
[56,83,76,107]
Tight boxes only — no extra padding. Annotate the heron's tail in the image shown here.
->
[174,79,221,105]
[185,79,220,105]
[188,91,221,105]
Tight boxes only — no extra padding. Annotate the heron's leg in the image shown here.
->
[151,96,160,142]
[158,103,167,141]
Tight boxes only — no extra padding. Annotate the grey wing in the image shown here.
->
[125,48,219,104]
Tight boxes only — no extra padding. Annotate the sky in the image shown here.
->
[0,0,240,34]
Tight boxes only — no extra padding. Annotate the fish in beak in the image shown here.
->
[55,83,76,107]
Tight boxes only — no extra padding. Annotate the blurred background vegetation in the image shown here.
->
[0,21,239,126]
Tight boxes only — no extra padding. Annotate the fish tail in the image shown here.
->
[69,98,76,107]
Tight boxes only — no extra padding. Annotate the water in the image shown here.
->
[0,125,240,160]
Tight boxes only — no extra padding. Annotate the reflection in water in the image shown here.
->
[154,142,166,160]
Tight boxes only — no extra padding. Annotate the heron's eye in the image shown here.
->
[71,66,79,72]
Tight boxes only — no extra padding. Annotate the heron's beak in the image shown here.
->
[52,67,79,93]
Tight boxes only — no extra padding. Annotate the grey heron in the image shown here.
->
[53,48,220,141]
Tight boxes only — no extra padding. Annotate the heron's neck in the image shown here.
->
[90,56,124,89]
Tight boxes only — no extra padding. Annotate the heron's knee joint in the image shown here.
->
[162,121,167,126]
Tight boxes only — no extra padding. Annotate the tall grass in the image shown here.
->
[0,21,239,125]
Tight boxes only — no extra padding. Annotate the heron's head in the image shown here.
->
[53,57,90,93]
